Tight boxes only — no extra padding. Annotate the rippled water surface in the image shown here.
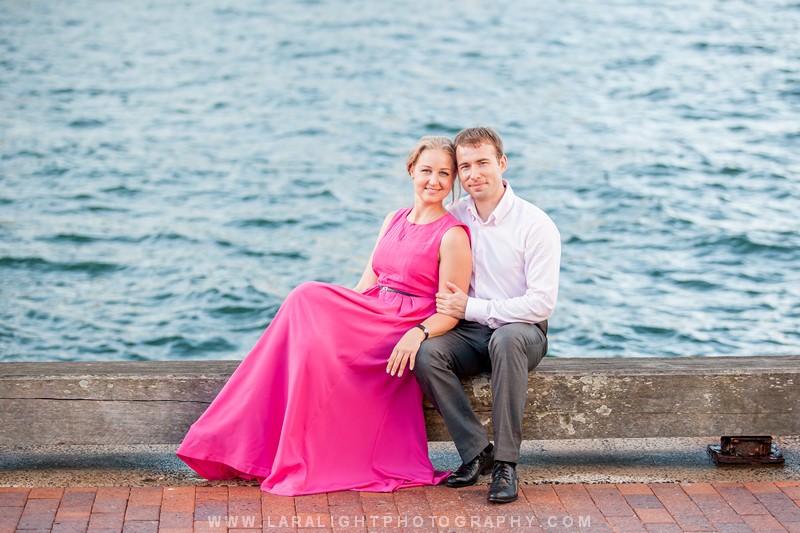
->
[1,0,799,361]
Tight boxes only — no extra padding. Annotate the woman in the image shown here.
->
[177,136,471,496]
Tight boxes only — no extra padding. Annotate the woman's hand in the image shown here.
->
[386,327,427,378]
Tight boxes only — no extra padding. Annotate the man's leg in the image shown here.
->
[412,321,493,463]
[488,322,547,463]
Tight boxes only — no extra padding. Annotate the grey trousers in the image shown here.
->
[413,320,547,464]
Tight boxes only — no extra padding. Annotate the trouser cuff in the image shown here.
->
[459,439,492,465]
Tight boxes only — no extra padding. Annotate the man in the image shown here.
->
[412,127,561,503]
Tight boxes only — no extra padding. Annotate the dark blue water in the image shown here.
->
[1,0,799,361]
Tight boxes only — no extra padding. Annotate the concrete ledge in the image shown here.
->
[1,356,799,446]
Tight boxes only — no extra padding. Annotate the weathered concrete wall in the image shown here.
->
[1,361,236,446]
[424,356,800,440]
[1,356,798,446]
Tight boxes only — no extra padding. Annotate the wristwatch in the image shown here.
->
[415,324,430,340]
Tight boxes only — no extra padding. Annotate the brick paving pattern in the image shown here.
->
[1,482,799,532]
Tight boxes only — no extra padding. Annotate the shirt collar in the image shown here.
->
[465,179,516,224]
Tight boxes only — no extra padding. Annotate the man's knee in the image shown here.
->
[412,336,450,378]
[488,323,547,370]
[412,343,434,377]
[489,324,531,357]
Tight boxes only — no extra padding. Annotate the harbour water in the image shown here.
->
[1,0,798,361]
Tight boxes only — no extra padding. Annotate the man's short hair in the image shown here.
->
[454,127,504,162]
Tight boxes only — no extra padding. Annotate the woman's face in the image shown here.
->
[409,148,456,206]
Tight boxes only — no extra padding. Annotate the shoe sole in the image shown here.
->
[444,479,476,488]
[488,493,519,504]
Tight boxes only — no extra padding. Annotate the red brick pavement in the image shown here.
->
[1,482,799,532]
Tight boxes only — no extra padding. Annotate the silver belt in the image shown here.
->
[378,285,420,298]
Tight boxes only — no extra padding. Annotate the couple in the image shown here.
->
[177,127,561,504]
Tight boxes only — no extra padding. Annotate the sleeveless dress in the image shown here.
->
[176,208,467,496]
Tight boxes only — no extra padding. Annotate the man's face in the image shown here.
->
[456,143,507,204]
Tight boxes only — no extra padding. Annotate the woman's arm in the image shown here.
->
[353,211,396,293]
[386,225,472,377]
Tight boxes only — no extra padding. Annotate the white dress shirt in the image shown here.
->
[448,181,561,329]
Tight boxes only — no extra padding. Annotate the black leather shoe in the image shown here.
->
[488,461,518,503]
[445,445,494,488]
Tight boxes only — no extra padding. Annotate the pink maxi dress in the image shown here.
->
[176,208,466,495]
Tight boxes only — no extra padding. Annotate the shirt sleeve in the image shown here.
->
[464,217,561,328]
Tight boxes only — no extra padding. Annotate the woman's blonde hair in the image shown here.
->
[405,136,461,203]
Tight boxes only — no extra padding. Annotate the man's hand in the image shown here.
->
[436,281,468,319]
